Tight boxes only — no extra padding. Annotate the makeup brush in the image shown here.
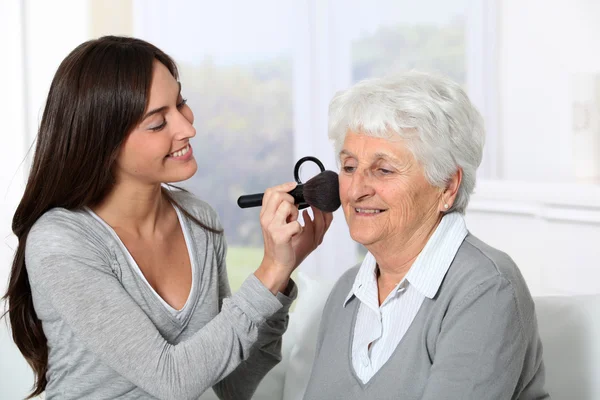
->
[237,170,341,213]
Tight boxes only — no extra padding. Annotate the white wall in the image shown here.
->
[291,0,356,281]
[0,1,31,397]
[466,0,600,297]
[499,0,600,183]
[0,1,90,397]
[466,181,600,296]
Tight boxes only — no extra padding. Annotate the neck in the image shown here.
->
[91,180,168,237]
[369,212,443,286]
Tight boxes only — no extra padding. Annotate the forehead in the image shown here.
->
[341,131,414,161]
[147,61,179,104]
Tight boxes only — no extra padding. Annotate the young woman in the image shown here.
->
[3,36,332,400]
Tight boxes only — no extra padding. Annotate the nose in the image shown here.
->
[347,169,375,203]
[173,107,196,141]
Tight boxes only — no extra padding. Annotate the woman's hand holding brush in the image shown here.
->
[254,182,333,295]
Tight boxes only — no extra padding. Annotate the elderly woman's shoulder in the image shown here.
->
[459,234,524,283]
[445,233,535,313]
[327,265,361,298]
[340,264,361,285]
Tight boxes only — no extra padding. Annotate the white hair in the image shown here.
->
[328,70,485,214]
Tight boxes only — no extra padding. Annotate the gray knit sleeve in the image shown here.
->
[25,213,285,400]
[210,221,297,400]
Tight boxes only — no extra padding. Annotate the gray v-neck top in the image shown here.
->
[25,189,296,400]
[86,205,198,322]
[304,234,549,400]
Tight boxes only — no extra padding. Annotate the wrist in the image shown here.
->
[278,278,291,295]
[254,260,291,296]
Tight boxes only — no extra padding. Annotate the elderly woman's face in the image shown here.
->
[339,132,442,248]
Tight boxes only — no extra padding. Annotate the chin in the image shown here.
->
[349,228,378,247]
[165,162,198,183]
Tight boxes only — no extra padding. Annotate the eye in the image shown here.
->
[378,168,394,175]
[177,98,188,109]
[149,120,166,131]
[342,166,356,173]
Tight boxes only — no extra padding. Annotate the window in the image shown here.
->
[134,0,480,283]
[494,1,600,185]
[134,0,296,290]
[344,0,468,85]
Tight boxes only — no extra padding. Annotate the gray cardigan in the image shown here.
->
[304,234,550,400]
[25,190,295,400]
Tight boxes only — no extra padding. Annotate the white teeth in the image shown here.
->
[355,208,381,214]
[170,145,189,157]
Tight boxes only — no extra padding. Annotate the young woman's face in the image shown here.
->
[114,61,197,186]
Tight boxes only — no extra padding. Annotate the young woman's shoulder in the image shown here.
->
[27,207,110,258]
[25,208,113,288]
[168,188,222,229]
[30,207,95,238]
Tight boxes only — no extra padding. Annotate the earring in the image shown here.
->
[444,204,449,209]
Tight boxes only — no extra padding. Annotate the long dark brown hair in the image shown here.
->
[1,35,220,398]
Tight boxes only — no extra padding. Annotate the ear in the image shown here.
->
[439,168,462,212]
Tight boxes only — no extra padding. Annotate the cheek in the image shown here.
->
[338,175,351,201]
[384,182,422,217]
[116,137,136,168]
[338,176,352,222]
[118,136,166,172]
[405,181,439,217]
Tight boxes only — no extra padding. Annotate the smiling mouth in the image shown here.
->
[167,144,190,158]
[354,208,386,214]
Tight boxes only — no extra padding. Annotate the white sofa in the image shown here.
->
[1,274,598,399]
[200,272,600,400]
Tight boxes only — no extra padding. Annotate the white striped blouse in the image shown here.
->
[344,212,468,383]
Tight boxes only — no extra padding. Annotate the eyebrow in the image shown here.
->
[142,81,182,121]
[339,149,398,162]
[373,152,398,162]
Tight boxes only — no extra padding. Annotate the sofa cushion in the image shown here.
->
[534,294,600,400]
[282,272,337,400]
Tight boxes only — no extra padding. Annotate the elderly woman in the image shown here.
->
[303,71,549,400]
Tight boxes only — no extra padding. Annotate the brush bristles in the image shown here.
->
[303,170,341,212]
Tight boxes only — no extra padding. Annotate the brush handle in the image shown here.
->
[237,193,264,208]
[237,185,308,209]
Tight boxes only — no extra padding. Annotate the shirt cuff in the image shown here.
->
[276,278,298,310]
[230,274,284,324]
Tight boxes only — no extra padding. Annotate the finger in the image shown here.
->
[324,211,334,232]
[311,207,328,244]
[260,182,297,223]
[261,182,296,217]
[302,209,313,231]
[321,212,334,244]
[272,199,299,227]
[260,182,297,217]
[319,212,334,245]
[278,220,302,242]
